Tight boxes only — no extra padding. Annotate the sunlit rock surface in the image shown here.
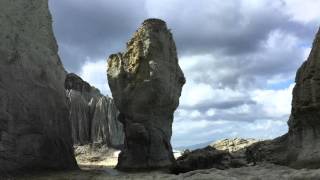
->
[211,138,258,153]
[107,19,185,170]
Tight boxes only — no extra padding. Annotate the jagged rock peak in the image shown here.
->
[141,18,167,30]
[65,73,92,93]
[107,18,185,170]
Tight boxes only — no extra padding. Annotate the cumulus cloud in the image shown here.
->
[172,118,288,147]
[145,0,314,56]
[49,0,319,147]
[173,83,294,147]
[252,84,294,118]
[79,59,111,96]
[283,0,320,24]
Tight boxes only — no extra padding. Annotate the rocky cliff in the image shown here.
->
[287,27,320,168]
[0,0,77,173]
[65,73,124,148]
[247,28,320,168]
[107,18,185,170]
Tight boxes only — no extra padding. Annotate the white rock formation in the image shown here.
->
[65,73,124,147]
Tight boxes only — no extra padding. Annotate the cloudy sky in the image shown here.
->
[49,0,320,148]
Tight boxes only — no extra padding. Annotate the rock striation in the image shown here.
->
[247,28,320,168]
[107,19,185,170]
[0,0,77,173]
[65,73,124,148]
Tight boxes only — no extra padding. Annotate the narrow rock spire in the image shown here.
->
[107,18,185,170]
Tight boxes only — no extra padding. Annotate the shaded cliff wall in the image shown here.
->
[247,28,320,169]
[0,0,77,173]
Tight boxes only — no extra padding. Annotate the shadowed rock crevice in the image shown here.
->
[107,18,185,170]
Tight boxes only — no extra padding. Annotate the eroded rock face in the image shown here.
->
[247,28,320,168]
[0,0,77,173]
[107,19,185,170]
[65,73,124,148]
[287,27,320,168]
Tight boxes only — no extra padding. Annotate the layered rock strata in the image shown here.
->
[0,0,77,173]
[107,19,185,170]
[65,73,124,148]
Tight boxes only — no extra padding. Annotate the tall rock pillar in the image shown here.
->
[107,19,185,170]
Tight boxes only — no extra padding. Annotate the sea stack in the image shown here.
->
[107,19,185,170]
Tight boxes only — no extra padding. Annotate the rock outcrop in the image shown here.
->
[0,0,77,173]
[65,73,124,148]
[286,27,320,168]
[171,139,258,174]
[171,146,235,174]
[247,28,320,168]
[74,144,120,167]
[211,138,258,153]
[107,19,185,170]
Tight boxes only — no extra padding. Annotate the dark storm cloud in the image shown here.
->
[49,0,147,72]
[49,0,317,76]
[146,0,316,56]
[144,0,317,90]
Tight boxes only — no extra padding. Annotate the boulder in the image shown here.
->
[107,18,185,170]
[0,0,77,173]
[171,139,258,174]
[171,146,245,174]
[65,73,124,148]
